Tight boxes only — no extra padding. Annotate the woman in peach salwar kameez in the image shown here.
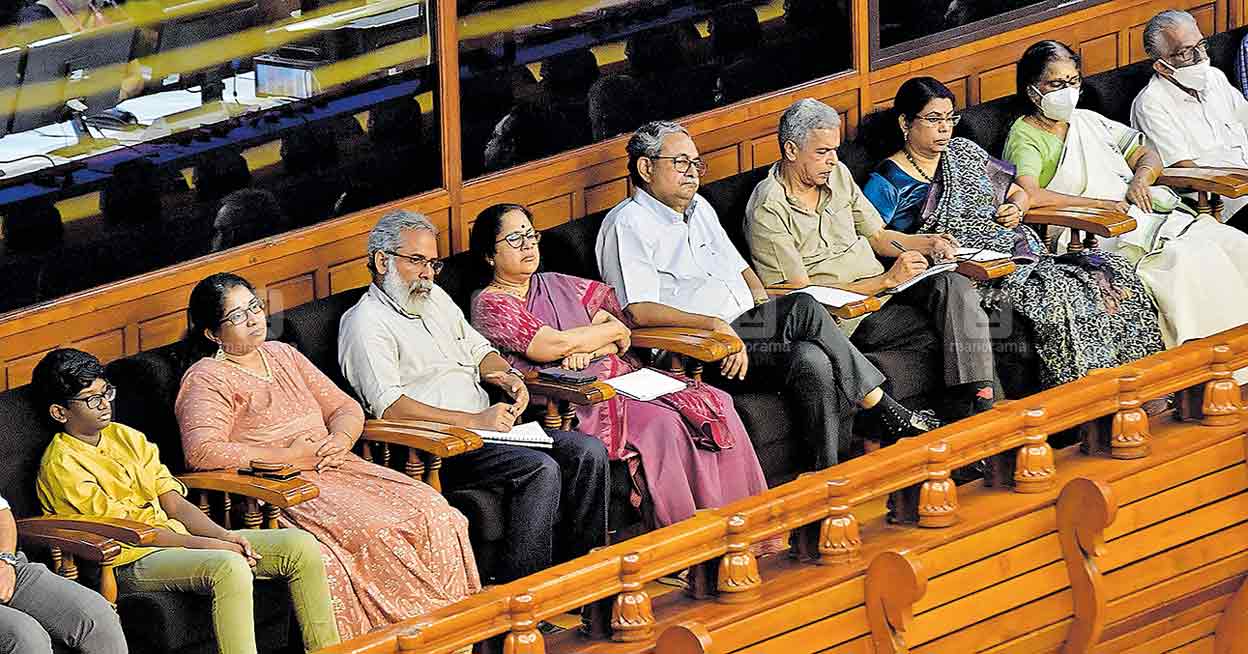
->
[174,273,480,639]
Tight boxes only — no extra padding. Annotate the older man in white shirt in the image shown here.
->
[339,210,608,584]
[596,121,938,469]
[1131,9,1248,228]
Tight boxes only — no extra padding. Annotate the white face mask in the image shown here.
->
[1031,85,1080,122]
[1161,58,1210,93]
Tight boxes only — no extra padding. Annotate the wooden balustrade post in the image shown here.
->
[1057,478,1117,654]
[503,594,545,654]
[1015,409,1056,494]
[425,454,442,492]
[1202,344,1243,427]
[560,403,576,431]
[1067,229,1085,253]
[611,552,655,642]
[404,448,427,481]
[1110,372,1150,460]
[241,497,262,530]
[543,399,562,430]
[263,503,280,530]
[817,479,860,565]
[667,353,685,376]
[197,490,211,517]
[98,565,118,605]
[360,441,373,462]
[49,546,62,575]
[222,493,234,530]
[717,514,761,603]
[60,552,78,581]
[918,442,958,528]
[865,551,927,654]
[380,442,392,468]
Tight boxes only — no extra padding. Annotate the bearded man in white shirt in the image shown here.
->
[1131,9,1248,230]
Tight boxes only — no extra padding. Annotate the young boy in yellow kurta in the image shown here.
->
[32,348,340,654]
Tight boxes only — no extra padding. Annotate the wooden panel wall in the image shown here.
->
[0,0,1230,389]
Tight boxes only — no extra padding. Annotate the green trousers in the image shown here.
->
[115,528,340,654]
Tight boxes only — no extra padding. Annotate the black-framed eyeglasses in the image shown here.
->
[69,384,116,411]
[914,113,962,127]
[1167,38,1208,66]
[649,155,708,176]
[496,230,541,249]
[386,251,445,274]
[220,298,266,327]
[1036,76,1082,91]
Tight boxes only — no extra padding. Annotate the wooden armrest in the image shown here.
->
[17,516,158,547]
[523,373,616,405]
[17,526,122,564]
[955,259,1016,281]
[1157,167,1248,198]
[360,419,483,458]
[178,472,319,508]
[764,284,883,320]
[630,327,743,363]
[1024,206,1136,238]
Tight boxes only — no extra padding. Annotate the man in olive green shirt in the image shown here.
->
[745,99,998,418]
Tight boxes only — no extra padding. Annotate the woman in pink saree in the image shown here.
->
[174,273,480,640]
[468,203,773,531]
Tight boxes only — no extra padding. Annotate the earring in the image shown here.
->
[903,130,910,142]
[213,346,226,360]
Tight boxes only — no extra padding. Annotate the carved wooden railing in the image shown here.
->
[314,323,1248,654]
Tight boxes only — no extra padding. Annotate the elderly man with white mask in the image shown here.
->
[1131,9,1248,229]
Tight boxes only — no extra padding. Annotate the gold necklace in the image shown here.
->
[488,279,529,300]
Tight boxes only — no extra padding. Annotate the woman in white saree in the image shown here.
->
[1003,39,1248,353]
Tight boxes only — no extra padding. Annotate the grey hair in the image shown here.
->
[366,209,438,275]
[626,120,690,185]
[777,98,842,152]
[1143,10,1199,59]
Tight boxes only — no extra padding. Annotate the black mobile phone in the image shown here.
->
[537,367,598,385]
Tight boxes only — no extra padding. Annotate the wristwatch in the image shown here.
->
[0,552,18,569]
[506,367,525,380]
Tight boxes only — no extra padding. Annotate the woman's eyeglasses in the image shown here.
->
[914,113,962,127]
[650,155,709,176]
[1037,76,1082,91]
[496,230,542,249]
[220,298,266,327]
[69,384,116,411]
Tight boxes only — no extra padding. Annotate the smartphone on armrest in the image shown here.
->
[537,367,598,385]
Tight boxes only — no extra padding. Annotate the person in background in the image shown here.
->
[1004,40,1248,358]
[597,120,939,468]
[175,272,480,638]
[339,209,609,583]
[1131,9,1248,229]
[863,76,1165,388]
[33,348,340,654]
[0,490,127,654]
[469,203,778,538]
[746,98,998,419]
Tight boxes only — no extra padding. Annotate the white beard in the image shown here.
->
[381,268,433,315]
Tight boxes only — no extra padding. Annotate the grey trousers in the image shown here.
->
[853,272,996,389]
[0,553,127,654]
[714,292,887,470]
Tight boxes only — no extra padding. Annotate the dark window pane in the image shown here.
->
[459,0,852,179]
[0,0,441,315]
[876,0,1108,55]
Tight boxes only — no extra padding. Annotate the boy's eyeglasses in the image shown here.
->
[69,384,116,411]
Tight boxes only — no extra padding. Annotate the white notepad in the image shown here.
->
[470,422,553,449]
[885,261,958,295]
[791,286,870,308]
[955,247,1013,262]
[604,368,688,401]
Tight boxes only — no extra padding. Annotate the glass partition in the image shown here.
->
[872,0,1111,69]
[457,0,853,179]
[0,0,442,314]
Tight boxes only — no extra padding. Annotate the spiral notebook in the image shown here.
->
[470,422,553,449]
